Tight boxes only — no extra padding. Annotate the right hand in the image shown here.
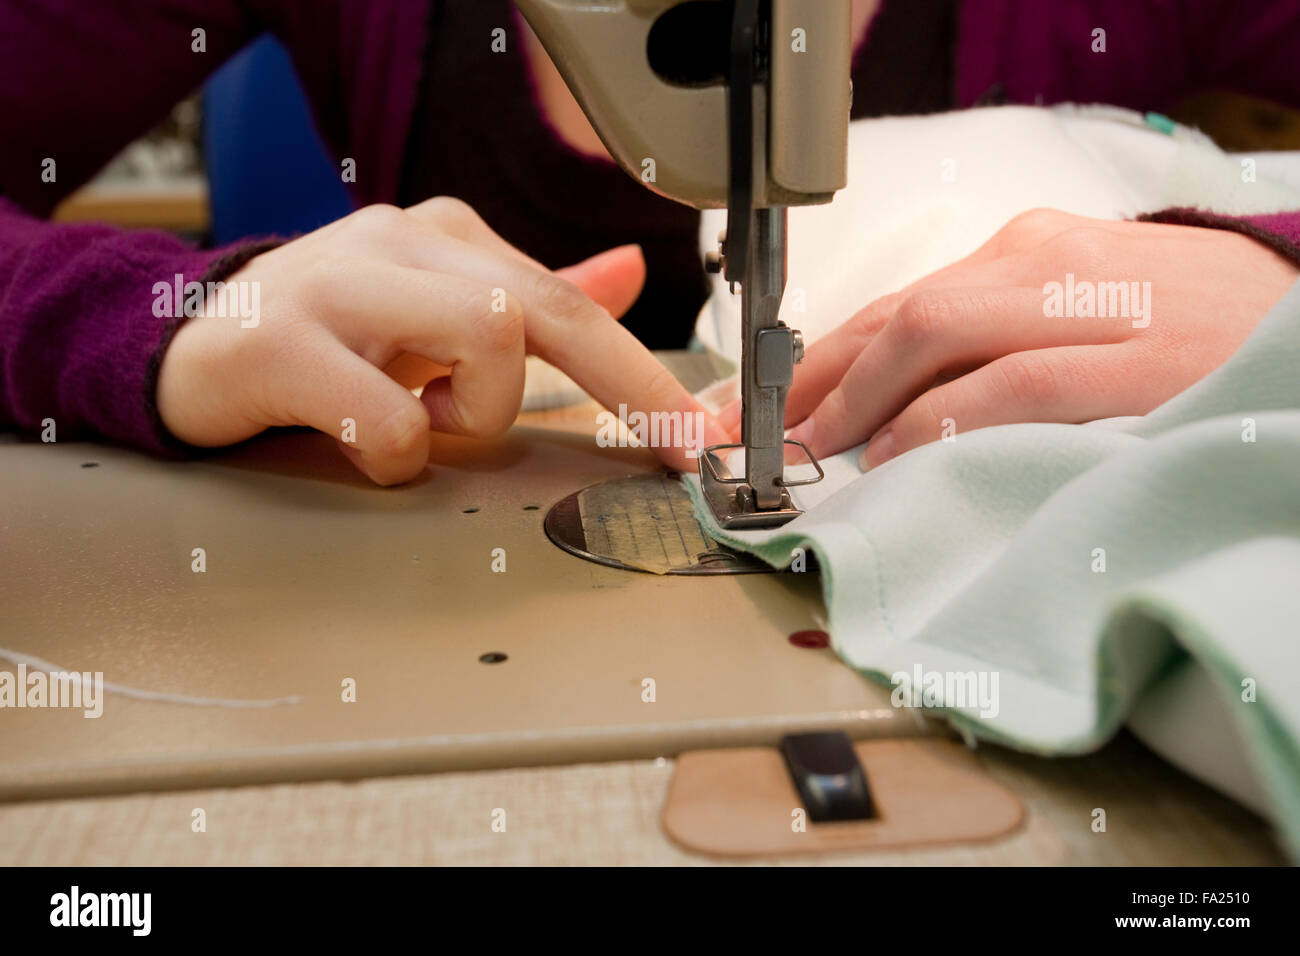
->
[157,198,725,484]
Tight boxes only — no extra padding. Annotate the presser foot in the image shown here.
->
[698,439,824,530]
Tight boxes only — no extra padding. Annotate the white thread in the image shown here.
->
[0,647,301,708]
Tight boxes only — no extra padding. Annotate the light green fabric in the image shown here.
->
[688,279,1300,858]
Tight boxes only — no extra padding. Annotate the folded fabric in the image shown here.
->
[688,279,1300,860]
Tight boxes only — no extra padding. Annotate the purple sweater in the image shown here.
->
[2,0,1299,455]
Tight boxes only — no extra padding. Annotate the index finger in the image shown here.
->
[386,221,728,470]
[529,294,729,471]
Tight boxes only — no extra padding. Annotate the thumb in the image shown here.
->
[556,244,646,319]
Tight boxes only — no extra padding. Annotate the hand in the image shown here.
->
[157,198,725,484]
[721,209,1298,468]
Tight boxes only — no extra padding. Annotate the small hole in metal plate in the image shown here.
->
[523,504,540,511]
[81,461,99,469]
[479,652,508,664]
[462,507,480,514]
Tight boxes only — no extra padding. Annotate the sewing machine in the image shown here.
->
[515,0,851,527]
[5,0,1284,868]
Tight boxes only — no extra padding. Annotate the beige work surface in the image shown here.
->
[0,733,1283,865]
[0,422,908,800]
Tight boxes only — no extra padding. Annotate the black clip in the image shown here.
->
[780,731,877,823]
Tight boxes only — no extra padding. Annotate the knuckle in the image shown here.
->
[534,274,595,322]
[372,403,429,460]
[470,399,517,439]
[495,288,526,325]
[1004,207,1060,235]
[449,385,517,439]
[471,298,526,356]
[993,353,1058,407]
[850,291,903,341]
[907,388,949,439]
[609,362,685,431]
[638,361,678,405]
[891,290,956,345]
[996,207,1069,254]
[348,203,406,236]
[423,195,480,232]
[814,386,854,443]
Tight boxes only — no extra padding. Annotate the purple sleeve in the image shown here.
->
[0,0,426,454]
[1137,208,1300,268]
[0,0,288,452]
[953,0,1300,267]
[0,199,278,453]
[954,0,1300,113]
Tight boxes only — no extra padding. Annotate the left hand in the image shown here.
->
[721,209,1298,468]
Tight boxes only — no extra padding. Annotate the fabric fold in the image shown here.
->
[688,279,1300,859]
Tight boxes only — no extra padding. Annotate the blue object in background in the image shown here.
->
[202,35,354,245]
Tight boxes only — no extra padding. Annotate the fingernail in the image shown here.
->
[862,427,896,469]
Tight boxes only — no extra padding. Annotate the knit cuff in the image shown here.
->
[141,238,284,457]
[1136,207,1300,269]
